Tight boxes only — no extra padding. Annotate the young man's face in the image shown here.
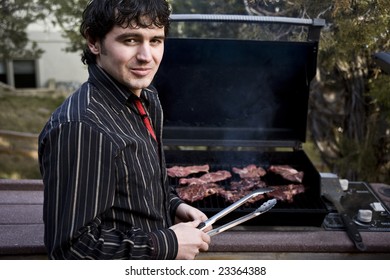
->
[89,22,165,96]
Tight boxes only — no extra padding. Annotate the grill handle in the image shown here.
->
[170,14,326,41]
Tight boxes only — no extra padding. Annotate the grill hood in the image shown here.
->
[153,14,324,147]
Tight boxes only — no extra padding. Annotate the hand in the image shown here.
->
[175,203,212,231]
[175,203,207,223]
[170,221,211,260]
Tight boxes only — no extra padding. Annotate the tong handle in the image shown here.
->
[196,221,206,230]
[196,188,273,231]
[207,211,257,236]
[207,198,277,236]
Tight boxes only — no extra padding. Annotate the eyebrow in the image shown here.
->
[115,32,166,42]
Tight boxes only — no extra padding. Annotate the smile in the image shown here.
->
[131,68,153,77]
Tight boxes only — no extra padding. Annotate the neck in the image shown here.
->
[132,89,142,97]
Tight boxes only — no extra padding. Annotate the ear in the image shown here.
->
[87,36,101,55]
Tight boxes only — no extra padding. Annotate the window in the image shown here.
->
[0,61,6,84]
[13,60,37,88]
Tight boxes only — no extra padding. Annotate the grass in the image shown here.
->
[0,88,65,179]
[0,94,64,134]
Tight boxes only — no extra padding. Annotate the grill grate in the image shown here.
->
[169,163,327,226]
[165,149,328,227]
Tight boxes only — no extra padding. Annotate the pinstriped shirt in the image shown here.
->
[38,64,182,259]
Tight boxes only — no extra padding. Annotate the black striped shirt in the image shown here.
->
[38,64,182,259]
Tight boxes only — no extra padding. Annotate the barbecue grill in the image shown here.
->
[153,14,328,227]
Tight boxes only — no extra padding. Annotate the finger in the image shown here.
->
[199,240,209,252]
[198,213,208,221]
[201,231,211,244]
[205,234,211,244]
[202,224,213,232]
[189,220,203,228]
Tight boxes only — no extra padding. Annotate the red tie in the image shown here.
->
[134,99,157,142]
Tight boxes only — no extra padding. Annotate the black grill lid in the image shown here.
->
[153,15,324,147]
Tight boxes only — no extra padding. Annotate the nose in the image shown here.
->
[136,43,153,63]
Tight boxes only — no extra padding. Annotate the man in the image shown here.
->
[38,0,211,260]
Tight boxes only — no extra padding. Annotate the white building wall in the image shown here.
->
[27,23,88,89]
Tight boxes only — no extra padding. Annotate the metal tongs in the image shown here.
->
[197,188,277,236]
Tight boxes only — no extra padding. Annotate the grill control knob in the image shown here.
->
[357,209,373,223]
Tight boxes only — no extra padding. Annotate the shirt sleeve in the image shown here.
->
[39,121,178,259]
[169,183,185,221]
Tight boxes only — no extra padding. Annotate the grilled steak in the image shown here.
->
[232,164,266,179]
[176,182,303,204]
[176,183,223,203]
[268,165,304,183]
[173,164,305,204]
[230,178,266,191]
[167,164,210,177]
[218,188,266,204]
[179,170,232,185]
[268,184,305,202]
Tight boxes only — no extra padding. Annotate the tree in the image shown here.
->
[312,0,390,182]
[245,0,390,182]
[169,0,248,38]
[49,0,89,53]
[49,0,247,48]
[0,0,52,59]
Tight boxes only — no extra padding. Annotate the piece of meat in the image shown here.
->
[267,184,305,203]
[176,183,223,203]
[230,178,266,191]
[232,164,266,179]
[268,165,304,183]
[179,170,232,185]
[167,164,210,177]
[220,183,305,204]
[218,188,265,204]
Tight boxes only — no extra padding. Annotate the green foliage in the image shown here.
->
[317,0,390,183]
[49,0,89,53]
[335,134,378,181]
[229,0,390,182]
[170,0,245,14]
[369,75,390,122]
[0,0,52,59]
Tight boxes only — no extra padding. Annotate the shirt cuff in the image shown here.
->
[149,229,178,260]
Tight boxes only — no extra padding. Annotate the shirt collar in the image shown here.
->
[87,63,151,109]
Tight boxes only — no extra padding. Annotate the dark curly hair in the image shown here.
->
[80,0,171,65]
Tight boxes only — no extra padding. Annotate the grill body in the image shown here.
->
[154,15,328,227]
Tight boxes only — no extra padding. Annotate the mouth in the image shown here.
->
[131,67,153,77]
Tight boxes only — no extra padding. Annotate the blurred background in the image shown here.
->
[0,0,389,184]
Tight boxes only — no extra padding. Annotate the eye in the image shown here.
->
[125,38,137,44]
[150,38,164,46]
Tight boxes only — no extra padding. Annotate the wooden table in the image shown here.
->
[1,179,390,260]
